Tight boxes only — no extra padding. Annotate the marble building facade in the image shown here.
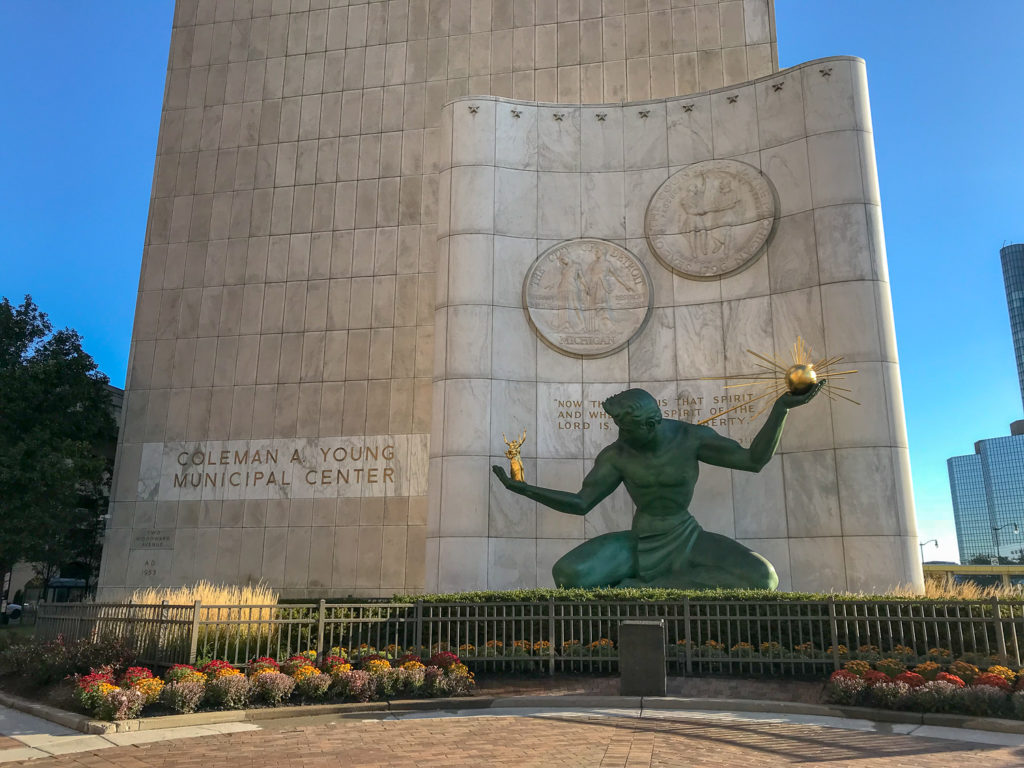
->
[98,0,922,598]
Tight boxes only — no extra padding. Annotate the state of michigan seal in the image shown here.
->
[523,239,652,358]
[645,159,777,280]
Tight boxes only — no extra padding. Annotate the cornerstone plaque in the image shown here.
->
[523,239,652,358]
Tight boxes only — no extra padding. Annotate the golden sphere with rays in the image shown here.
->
[785,364,818,395]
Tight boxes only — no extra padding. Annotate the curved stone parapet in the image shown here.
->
[429,56,921,594]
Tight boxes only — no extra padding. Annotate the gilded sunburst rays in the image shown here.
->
[694,337,859,426]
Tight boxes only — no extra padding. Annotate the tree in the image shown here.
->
[0,296,117,598]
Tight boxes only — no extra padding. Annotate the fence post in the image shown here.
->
[548,598,556,676]
[316,599,327,662]
[828,597,841,672]
[414,600,423,655]
[993,598,1007,659]
[683,597,692,676]
[188,600,202,665]
[157,600,169,662]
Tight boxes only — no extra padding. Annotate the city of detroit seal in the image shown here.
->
[645,159,778,280]
[523,239,652,358]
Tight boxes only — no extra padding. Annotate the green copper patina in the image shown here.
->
[492,384,824,589]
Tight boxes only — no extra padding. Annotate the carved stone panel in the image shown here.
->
[645,160,777,280]
[523,239,652,358]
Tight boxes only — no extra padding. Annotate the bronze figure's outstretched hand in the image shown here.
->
[492,464,522,489]
[776,379,826,410]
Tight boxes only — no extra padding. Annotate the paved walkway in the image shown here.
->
[3,704,1024,767]
[0,706,257,763]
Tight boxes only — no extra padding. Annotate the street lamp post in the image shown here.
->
[992,522,1020,563]
[919,539,938,561]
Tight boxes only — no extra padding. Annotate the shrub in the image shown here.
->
[321,655,350,673]
[165,664,205,684]
[247,657,279,676]
[826,673,866,706]
[866,681,911,710]
[423,666,444,694]
[894,672,925,688]
[890,645,915,659]
[332,669,373,702]
[961,685,1010,718]
[281,656,315,676]
[295,672,332,700]
[254,672,295,706]
[875,658,906,677]
[120,666,154,687]
[912,661,942,681]
[1012,690,1024,719]
[160,681,206,714]
[972,673,1011,692]
[392,667,426,696]
[131,677,164,705]
[986,665,1017,684]
[76,681,119,715]
[863,670,890,686]
[428,652,460,670]
[0,637,138,689]
[200,660,239,678]
[909,680,963,713]
[95,687,145,721]
[935,672,965,688]
[206,674,252,709]
[842,660,871,677]
[363,658,391,674]
[948,661,979,683]
[433,664,474,697]
[396,653,423,666]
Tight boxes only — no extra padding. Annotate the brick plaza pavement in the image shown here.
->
[10,710,1024,768]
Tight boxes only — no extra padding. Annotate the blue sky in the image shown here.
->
[2,2,1022,564]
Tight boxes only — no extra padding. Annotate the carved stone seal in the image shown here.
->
[523,239,652,358]
[645,160,777,280]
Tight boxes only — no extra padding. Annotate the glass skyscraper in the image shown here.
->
[948,426,1024,562]
[948,243,1024,563]
[1003,244,1024,412]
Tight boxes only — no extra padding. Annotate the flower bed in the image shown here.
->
[63,645,474,721]
[825,656,1024,718]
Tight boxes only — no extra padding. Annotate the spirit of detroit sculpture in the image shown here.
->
[492,383,823,589]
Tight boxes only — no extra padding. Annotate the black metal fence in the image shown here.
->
[34,597,1024,675]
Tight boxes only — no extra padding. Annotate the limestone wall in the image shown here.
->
[432,56,922,593]
[100,0,778,598]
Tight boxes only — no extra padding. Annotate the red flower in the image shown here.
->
[894,671,925,688]
[199,659,234,675]
[120,666,154,687]
[428,651,460,670]
[863,670,891,686]
[972,672,1011,691]
[935,672,965,688]
[77,670,115,690]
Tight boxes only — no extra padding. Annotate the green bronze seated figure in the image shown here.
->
[492,384,823,590]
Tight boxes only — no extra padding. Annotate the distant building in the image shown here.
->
[948,422,1024,562]
[948,243,1024,563]
[1003,244,1024,412]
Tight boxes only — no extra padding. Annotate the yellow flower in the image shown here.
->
[365,658,391,674]
[132,677,164,704]
[95,682,119,696]
[213,666,242,678]
[292,665,319,682]
[459,643,476,654]
[401,660,425,671]
[328,662,352,675]
[826,645,849,657]
[448,663,471,677]
[486,640,504,648]
[250,667,277,679]
[986,665,1016,683]
[533,641,551,652]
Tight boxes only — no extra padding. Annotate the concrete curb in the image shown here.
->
[5,691,1024,737]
